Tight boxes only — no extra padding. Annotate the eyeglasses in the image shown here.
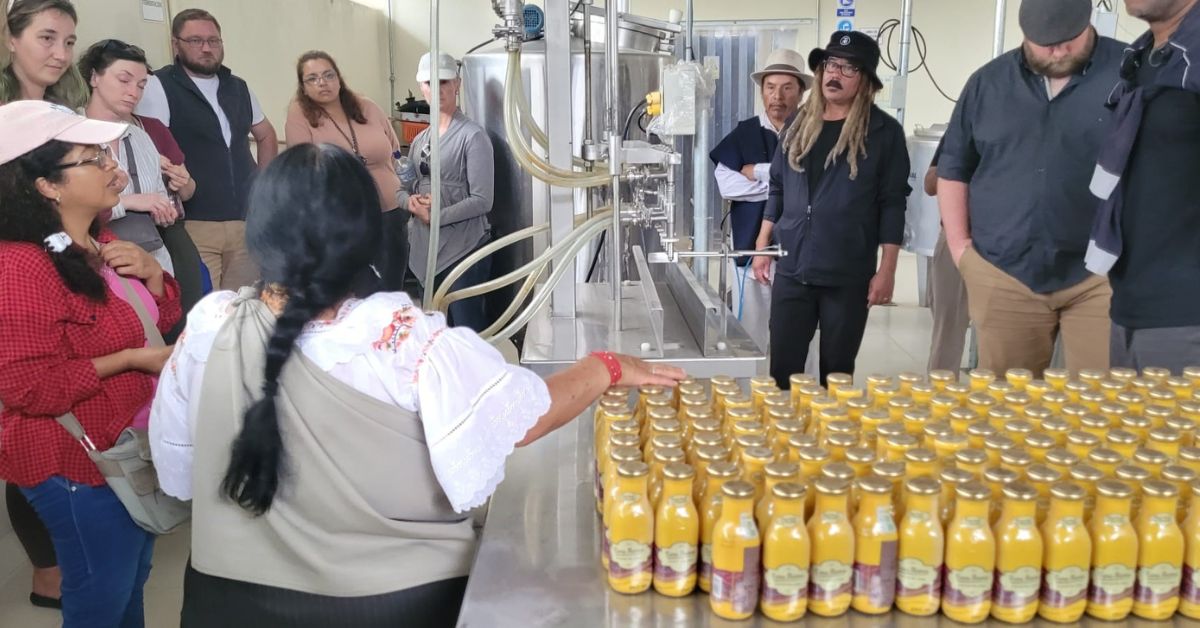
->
[823,59,862,78]
[176,36,223,49]
[302,71,339,86]
[52,145,112,171]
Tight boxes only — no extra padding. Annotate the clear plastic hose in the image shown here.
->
[431,222,551,307]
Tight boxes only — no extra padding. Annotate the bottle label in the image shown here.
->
[1183,564,1200,604]
[944,565,993,605]
[810,560,854,601]
[775,515,801,528]
[1103,514,1130,527]
[1061,516,1082,528]
[994,566,1041,608]
[737,513,760,540]
[711,546,761,616]
[821,511,845,524]
[763,564,809,605]
[853,540,898,608]
[1014,516,1036,530]
[962,516,986,529]
[609,539,652,578]
[1151,513,1176,527]
[877,506,897,534]
[601,526,610,566]
[897,557,942,597]
[1042,565,1090,607]
[654,542,698,582]
[1135,562,1182,604]
[1089,563,1136,605]
[700,543,713,582]
[906,511,931,524]
[667,495,690,508]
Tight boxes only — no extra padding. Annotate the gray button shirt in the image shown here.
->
[939,36,1126,294]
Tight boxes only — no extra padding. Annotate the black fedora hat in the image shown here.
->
[809,31,884,90]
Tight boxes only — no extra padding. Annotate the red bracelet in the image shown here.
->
[590,351,622,387]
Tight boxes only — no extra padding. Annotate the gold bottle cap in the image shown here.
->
[1145,406,1174,422]
[1050,482,1086,501]
[1168,415,1198,433]
[798,446,832,463]
[774,420,805,435]
[691,418,722,433]
[695,445,731,463]
[827,373,854,386]
[713,382,742,397]
[857,476,893,494]
[1110,367,1139,382]
[766,407,796,422]
[987,406,1017,422]
[1004,420,1035,435]
[940,467,974,485]
[822,462,857,481]
[1141,479,1178,498]
[726,407,757,423]
[1026,380,1054,394]
[1081,391,1107,406]
[1134,448,1170,466]
[603,387,631,400]
[862,409,893,424]
[1001,482,1038,501]
[764,461,800,479]
[906,476,942,495]
[653,447,686,464]
[934,432,969,448]
[798,384,827,398]
[866,373,895,387]
[640,384,667,396]
[846,446,877,464]
[988,381,1015,396]
[1132,377,1157,390]
[872,460,906,479]
[968,393,997,408]
[1065,381,1091,395]
[970,368,997,381]
[931,394,958,408]
[726,393,753,407]
[1149,388,1178,402]
[1099,400,1128,416]
[929,369,957,383]
[611,419,640,435]
[1042,391,1071,407]
[1069,464,1104,483]
[743,446,775,463]
[817,406,849,421]
[1046,448,1080,468]
[956,481,992,501]
[1114,465,1151,483]
[949,382,975,396]
[1149,427,1182,444]
[814,476,851,495]
[967,423,997,439]
[1081,414,1110,430]
[734,434,770,451]
[886,433,919,449]
[912,383,936,397]
[677,383,706,399]
[1180,446,1200,463]
[609,433,641,449]
[750,375,777,390]
[1163,464,1197,483]
[897,371,925,384]
[1026,464,1063,484]
[650,434,684,451]
[1144,367,1172,381]
[765,391,791,406]
[610,446,644,464]
[706,461,741,479]
[648,408,679,423]
[903,408,932,422]
[1106,429,1140,446]
[1004,392,1033,408]
[788,433,819,450]
[904,447,938,465]
[683,400,713,416]
[984,434,1017,452]
[646,394,674,409]
[722,480,756,499]
[846,397,874,411]
[1066,431,1101,447]
[1184,366,1200,380]
[949,407,981,423]
[925,422,955,440]
[1087,447,1125,466]
[599,396,630,412]
[772,482,807,500]
[955,448,989,467]
[827,432,859,449]
[1024,433,1056,450]
[663,463,695,480]
[1121,414,1152,429]
[876,422,908,439]
[1000,449,1033,468]
[889,396,916,409]
[838,386,866,400]
[826,419,859,435]
[984,467,1019,486]
[1062,404,1089,419]
[789,373,817,388]
[1044,368,1071,381]
[1096,479,1134,499]
[1117,390,1146,405]
[692,432,725,449]
[1023,405,1055,422]
[617,461,650,478]
[1006,368,1034,382]
[732,419,765,434]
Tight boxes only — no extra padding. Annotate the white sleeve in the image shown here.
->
[149,291,239,500]
[715,162,769,202]
[248,87,266,125]
[754,163,771,182]
[415,327,551,513]
[134,75,171,126]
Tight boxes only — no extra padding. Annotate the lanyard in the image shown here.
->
[325,110,362,161]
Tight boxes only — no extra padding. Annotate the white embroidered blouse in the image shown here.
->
[148,290,551,513]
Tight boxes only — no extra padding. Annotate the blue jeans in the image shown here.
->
[21,477,155,628]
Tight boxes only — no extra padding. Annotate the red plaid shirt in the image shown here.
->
[0,237,181,487]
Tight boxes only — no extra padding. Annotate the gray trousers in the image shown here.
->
[926,230,970,371]
[1110,322,1200,374]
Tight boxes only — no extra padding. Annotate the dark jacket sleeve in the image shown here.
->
[876,120,912,246]
[937,73,981,183]
[763,140,787,223]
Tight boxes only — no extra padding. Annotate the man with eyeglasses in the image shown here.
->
[937,0,1125,376]
[135,8,278,291]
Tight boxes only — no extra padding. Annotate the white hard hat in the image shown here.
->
[417,52,459,83]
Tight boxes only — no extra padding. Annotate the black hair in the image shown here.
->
[0,140,106,301]
[77,39,151,85]
[221,143,383,516]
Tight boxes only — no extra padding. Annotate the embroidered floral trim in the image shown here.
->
[411,328,447,384]
[371,306,417,351]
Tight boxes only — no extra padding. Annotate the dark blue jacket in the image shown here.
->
[764,105,910,286]
[709,116,779,261]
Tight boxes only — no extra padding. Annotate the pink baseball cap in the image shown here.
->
[0,100,128,167]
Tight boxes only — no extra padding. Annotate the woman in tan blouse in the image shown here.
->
[284,50,408,290]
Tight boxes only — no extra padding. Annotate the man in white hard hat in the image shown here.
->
[709,48,811,353]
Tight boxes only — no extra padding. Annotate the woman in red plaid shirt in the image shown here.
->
[0,101,181,627]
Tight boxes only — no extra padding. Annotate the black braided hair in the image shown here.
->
[0,140,106,301]
[220,143,383,515]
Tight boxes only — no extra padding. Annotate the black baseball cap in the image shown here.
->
[809,31,884,89]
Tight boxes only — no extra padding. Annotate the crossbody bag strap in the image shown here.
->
[115,274,166,348]
[122,135,142,194]
[54,413,124,477]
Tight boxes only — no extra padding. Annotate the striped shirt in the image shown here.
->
[109,123,169,252]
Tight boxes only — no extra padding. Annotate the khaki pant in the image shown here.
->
[926,230,970,372]
[184,220,259,292]
[959,246,1111,375]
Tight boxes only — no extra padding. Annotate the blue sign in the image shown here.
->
[837,19,854,31]
[836,8,856,16]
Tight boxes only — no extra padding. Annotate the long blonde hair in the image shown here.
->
[782,67,878,180]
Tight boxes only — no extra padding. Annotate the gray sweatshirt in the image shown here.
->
[400,110,495,280]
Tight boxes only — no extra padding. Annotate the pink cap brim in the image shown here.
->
[55,117,128,146]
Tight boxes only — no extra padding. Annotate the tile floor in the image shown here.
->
[0,253,936,627]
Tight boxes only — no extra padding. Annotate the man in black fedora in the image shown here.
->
[751,31,911,387]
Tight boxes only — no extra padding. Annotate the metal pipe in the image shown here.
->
[993,0,1008,59]
[583,0,595,221]
[895,0,914,126]
[684,0,694,61]
[606,0,623,326]
[423,0,442,308]
[387,0,396,112]
[692,104,711,283]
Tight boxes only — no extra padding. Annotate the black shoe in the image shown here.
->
[29,592,62,610]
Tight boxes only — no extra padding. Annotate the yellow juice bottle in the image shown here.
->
[872,385,899,411]
[1026,379,1054,403]
[896,371,922,395]
[798,446,832,516]
[1087,479,1138,621]
[1164,464,1197,523]
[1000,449,1033,480]
[969,368,995,392]
[903,447,939,481]
[1005,367,1034,391]
[988,381,1016,405]
[607,461,654,594]
[1038,482,1092,623]
[1070,463,1105,525]
[595,402,633,509]
[929,369,957,391]
[895,477,943,616]
[1067,431,1101,461]
[902,408,931,438]
[911,382,936,407]
[950,407,982,436]
[710,480,761,620]
[1026,464,1063,525]
[699,460,740,593]
[599,432,639,513]
[1100,400,1129,426]
[933,432,970,463]
[984,434,1017,468]
[786,433,818,464]
[992,482,1043,623]
[1149,427,1183,461]
[691,444,729,505]
[1108,429,1142,461]
[823,462,859,519]
[788,372,817,392]
[955,448,989,480]
[967,423,997,451]
[602,446,646,572]
[1135,447,1170,478]
[967,393,997,420]
[871,460,907,521]
[807,477,855,617]
[1180,477,1200,618]
[1169,415,1198,447]
[888,397,917,423]
[875,422,907,458]
[1087,447,1125,479]
[760,482,811,622]
[1025,433,1055,464]
[772,419,804,456]
[826,432,859,463]
[825,372,853,399]
[940,467,974,528]
[757,461,800,533]
[851,476,899,614]
[648,447,685,510]
[645,433,683,469]
[845,447,877,481]
[942,481,995,624]
[984,468,1020,526]
[846,396,873,423]
[1042,417,1072,447]
[654,463,699,597]
[1132,479,1184,620]
[1126,414,1155,441]
[740,446,775,503]
[1046,448,1080,478]
[1044,368,1070,392]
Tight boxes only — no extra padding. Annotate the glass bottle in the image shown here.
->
[760,482,810,622]
[991,482,1043,624]
[607,461,654,594]
[1038,482,1091,623]
[850,476,898,614]
[895,476,944,617]
[698,460,740,593]
[1132,479,1184,620]
[1086,479,1138,621]
[807,477,855,617]
[710,480,761,620]
[653,463,699,597]
[941,481,995,624]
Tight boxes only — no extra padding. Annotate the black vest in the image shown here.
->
[155,63,255,222]
[710,117,781,261]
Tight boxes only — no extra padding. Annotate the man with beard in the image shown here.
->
[709,48,811,352]
[937,0,1124,375]
[750,32,910,387]
[136,9,278,291]
[1087,0,1200,372]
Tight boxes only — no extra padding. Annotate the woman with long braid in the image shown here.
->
[751,31,912,387]
[150,142,684,627]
